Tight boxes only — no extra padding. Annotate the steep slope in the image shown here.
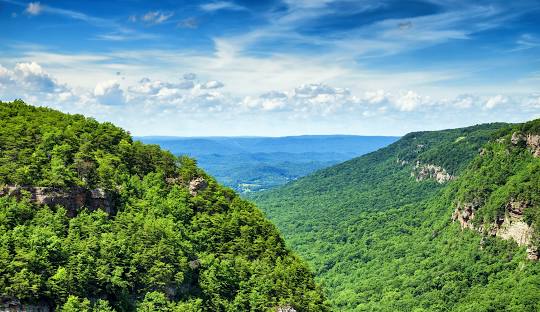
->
[0,100,328,312]
[250,121,540,311]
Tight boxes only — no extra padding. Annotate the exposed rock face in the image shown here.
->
[452,201,480,230]
[412,162,455,184]
[452,200,539,260]
[0,186,115,217]
[495,201,533,245]
[189,177,208,196]
[511,132,526,145]
[0,299,50,312]
[276,305,296,312]
[527,134,540,157]
[511,132,540,157]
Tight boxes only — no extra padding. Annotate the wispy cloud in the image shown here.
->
[25,2,42,15]
[200,1,246,12]
[178,17,198,29]
[513,34,540,51]
[141,11,174,24]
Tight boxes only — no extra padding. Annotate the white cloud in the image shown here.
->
[201,80,224,89]
[485,94,508,109]
[1,61,538,136]
[141,11,174,24]
[200,1,245,12]
[452,94,476,109]
[242,91,289,111]
[363,90,390,105]
[25,2,43,15]
[94,80,125,105]
[178,17,198,29]
[1,62,66,93]
[394,91,430,112]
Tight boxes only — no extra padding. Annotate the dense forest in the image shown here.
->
[0,100,328,311]
[251,120,540,311]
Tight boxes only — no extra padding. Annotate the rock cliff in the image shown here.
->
[452,200,538,260]
[412,162,455,184]
[511,132,540,157]
[0,186,115,217]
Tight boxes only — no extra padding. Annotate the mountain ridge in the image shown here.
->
[250,120,540,311]
[0,100,329,311]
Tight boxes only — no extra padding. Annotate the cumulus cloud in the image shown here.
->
[94,80,125,105]
[201,80,224,89]
[13,62,64,92]
[485,94,508,109]
[26,2,43,15]
[394,91,431,111]
[451,94,476,109]
[1,61,538,136]
[363,89,390,105]
[242,91,289,111]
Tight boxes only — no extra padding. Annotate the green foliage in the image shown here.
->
[0,100,177,188]
[251,120,540,311]
[0,101,328,311]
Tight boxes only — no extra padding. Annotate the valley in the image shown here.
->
[250,121,540,311]
[138,136,398,193]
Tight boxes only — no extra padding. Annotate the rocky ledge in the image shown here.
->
[452,200,538,260]
[511,132,540,157]
[0,299,50,312]
[412,162,455,184]
[0,186,115,217]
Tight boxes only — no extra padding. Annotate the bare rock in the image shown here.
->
[0,186,115,217]
[0,299,50,312]
[511,132,526,145]
[527,246,539,261]
[452,201,479,230]
[511,132,540,157]
[413,162,455,184]
[189,177,208,196]
[276,305,296,312]
[526,134,540,157]
[453,199,538,261]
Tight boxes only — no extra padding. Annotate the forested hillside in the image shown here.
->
[0,100,328,311]
[250,121,540,311]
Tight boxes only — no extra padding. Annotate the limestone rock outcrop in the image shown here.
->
[189,177,208,196]
[452,200,539,260]
[0,186,115,217]
[511,132,540,157]
[412,162,455,184]
[0,299,50,312]
[276,305,296,312]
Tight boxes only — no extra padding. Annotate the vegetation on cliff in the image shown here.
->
[0,100,328,311]
[250,121,540,311]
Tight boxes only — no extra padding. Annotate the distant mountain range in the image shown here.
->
[137,135,399,192]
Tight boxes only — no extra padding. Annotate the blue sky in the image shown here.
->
[0,0,539,136]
